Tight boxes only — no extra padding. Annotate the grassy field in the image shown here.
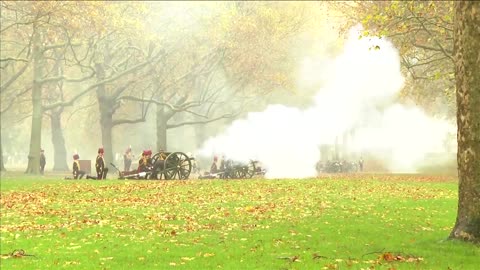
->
[0,173,478,270]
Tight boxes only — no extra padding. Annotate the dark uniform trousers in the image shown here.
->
[73,160,86,179]
[92,155,108,179]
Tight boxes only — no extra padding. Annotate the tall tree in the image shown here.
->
[141,1,309,150]
[0,1,35,171]
[449,1,480,243]
[2,1,149,173]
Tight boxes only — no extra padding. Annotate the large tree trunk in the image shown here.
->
[25,26,42,174]
[50,108,69,171]
[100,106,114,167]
[156,104,168,151]
[449,1,480,243]
[96,62,114,168]
[0,132,5,171]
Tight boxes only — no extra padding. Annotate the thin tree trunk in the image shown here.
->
[449,1,480,243]
[25,25,42,174]
[50,108,69,171]
[156,104,167,151]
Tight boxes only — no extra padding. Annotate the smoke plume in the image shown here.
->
[198,26,455,178]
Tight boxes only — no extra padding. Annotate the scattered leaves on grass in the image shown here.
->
[380,252,424,263]
[0,175,460,269]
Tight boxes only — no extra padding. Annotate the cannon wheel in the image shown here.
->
[233,167,246,179]
[246,160,256,178]
[161,152,192,180]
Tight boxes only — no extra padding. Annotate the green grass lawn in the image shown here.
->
[1,173,478,269]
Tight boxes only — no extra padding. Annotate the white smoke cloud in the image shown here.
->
[198,25,455,178]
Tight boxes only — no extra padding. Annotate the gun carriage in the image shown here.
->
[316,160,359,173]
[219,159,256,179]
[113,151,194,180]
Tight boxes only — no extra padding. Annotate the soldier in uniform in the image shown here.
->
[95,147,108,179]
[210,156,219,174]
[219,155,226,171]
[146,150,154,167]
[150,149,167,179]
[123,146,133,171]
[72,154,86,179]
[39,149,46,175]
[199,156,219,179]
[138,150,149,173]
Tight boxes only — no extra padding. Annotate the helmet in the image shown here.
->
[98,147,104,154]
[73,154,80,160]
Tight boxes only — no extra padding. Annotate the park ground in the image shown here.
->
[0,172,479,270]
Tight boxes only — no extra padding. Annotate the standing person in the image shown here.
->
[358,157,364,172]
[39,149,46,175]
[72,154,86,179]
[95,147,108,179]
[39,149,46,174]
[219,155,226,171]
[123,146,133,171]
[210,156,219,174]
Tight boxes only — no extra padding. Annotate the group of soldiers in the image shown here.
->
[131,149,167,179]
[66,147,109,180]
[65,147,168,180]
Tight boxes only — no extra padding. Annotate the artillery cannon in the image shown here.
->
[220,159,258,179]
[316,160,359,173]
[113,151,194,180]
[198,159,259,179]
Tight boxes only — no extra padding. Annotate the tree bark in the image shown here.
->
[25,25,42,174]
[449,1,480,243]
[156,104,168,151]
[50,108,69,171]
[96,62,114,168]
[100,105,114,167]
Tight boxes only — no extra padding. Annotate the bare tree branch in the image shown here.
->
[112,117,147,126]
[407,7,454,62]
[166,111,242,129]
[0,60,30,93]
[35,71,95,84]
[42,59,154,110]
[0,57,29,63]
[0,87,31,114]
